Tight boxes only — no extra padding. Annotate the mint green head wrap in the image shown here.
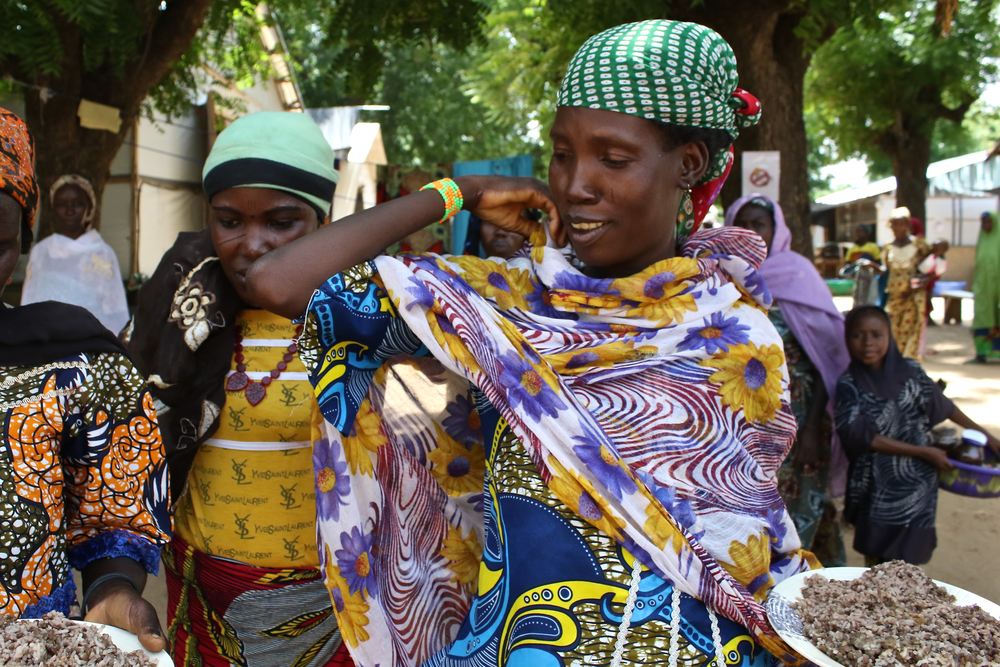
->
[202,111,338,219]
[556,20,762,243]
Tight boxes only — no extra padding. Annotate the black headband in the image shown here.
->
[203,157,337,205]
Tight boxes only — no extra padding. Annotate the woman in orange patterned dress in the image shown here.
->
[0,107,171,650]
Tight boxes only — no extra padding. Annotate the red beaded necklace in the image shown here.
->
[224,325,302,406]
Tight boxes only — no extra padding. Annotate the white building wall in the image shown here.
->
[875,195,995,247]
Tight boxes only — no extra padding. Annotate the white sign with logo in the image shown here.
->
[741,151,781,202]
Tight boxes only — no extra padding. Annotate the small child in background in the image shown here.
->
[835,306,999,566]
[917,239,949,283]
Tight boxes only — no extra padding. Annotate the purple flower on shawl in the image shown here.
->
[577,491,604,520]
[747,572,772,595]
[566,351,601,369]
[742,267,771,302]
[313,439,350,521]
[572,432,637,501]
[496,351,566,422]
[524,279,568,318]
[330,586,346,613]
[488,270,511,292]
[552,270,619,296]
[442,393,482,447]
[765,507,789,548]
[642,271,677,299]
[467,492,485,513]
[404,276,436,311]
[434,311,458,336]
[626,328,660,342]
[638,471,700,536]
[335,526,378,598]
[677,312,751,355]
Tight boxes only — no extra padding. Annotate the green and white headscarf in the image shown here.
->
[557,20,762,243]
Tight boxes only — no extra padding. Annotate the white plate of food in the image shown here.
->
[1,613,173,666]
[766,563,1000,667]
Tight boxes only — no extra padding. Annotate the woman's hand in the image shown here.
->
[986,433,1000,457]
[792,428,823,474]
[456,175,562,241]
[84,581,165,652]
[921,446,955,470]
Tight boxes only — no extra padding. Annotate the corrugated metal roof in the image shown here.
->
[815,150,993,206]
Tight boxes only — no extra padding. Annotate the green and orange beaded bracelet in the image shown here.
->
[420,178,464,223]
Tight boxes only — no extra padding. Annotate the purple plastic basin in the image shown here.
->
[939,448,1000,498]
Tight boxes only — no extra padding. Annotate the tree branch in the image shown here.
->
[936,99,972,123]
[119,0,214,111]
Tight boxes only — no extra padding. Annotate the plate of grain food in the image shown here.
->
[0,611,173,666]
[765,562,1000,667]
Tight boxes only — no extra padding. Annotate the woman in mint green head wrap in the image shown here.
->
[123,112,356,667]
[245,20,813,667]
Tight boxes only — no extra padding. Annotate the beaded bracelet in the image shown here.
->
[420,178,464,223]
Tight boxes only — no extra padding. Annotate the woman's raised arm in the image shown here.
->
[244,175,560,319]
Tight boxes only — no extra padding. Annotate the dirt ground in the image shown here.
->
[116,298,999,631]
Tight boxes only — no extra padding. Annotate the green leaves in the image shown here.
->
[321,0,489,100]
[806,0,999,172]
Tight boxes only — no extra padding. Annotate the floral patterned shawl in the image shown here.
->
[301,223,817,666]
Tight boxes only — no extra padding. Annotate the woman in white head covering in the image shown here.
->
[20,174,130,333]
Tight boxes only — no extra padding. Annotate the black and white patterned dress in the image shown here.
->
[834,360,954,564]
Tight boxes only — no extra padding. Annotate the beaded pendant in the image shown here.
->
[225,326,302,406]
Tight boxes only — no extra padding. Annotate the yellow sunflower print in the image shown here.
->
[427,425,486,496]
[425,305,481,374]
[543,340,657,375]
[341,398,387,476]
[700,342,784,423]
[440,525,483,587]
[547,289,616,314]
[726,532,773,600]
[451,256,533,311]
[323,547,371,648]
[612,258,700,302]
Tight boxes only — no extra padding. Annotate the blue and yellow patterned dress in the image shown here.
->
[424,392,778,666]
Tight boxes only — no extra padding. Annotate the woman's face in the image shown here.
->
[890,217,911,242]
[854,226,870,244]
[548,106,707,279]
[982,213,994,234]
[0,193,23,298]
[52,184,91,239]
[732,204,775,252]
[848,312,891,370]
[209,187,321,306]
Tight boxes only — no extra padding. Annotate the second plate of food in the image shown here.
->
[765,565,1000,667]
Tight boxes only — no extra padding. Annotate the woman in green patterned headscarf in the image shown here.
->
[246,19,813,667]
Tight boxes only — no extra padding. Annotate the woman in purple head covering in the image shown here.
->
[726,193,851,566]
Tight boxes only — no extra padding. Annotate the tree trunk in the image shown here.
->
[675,1,820,258]
[9,0,213,240]
[24,93,131,239]
[886,132,932,226]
